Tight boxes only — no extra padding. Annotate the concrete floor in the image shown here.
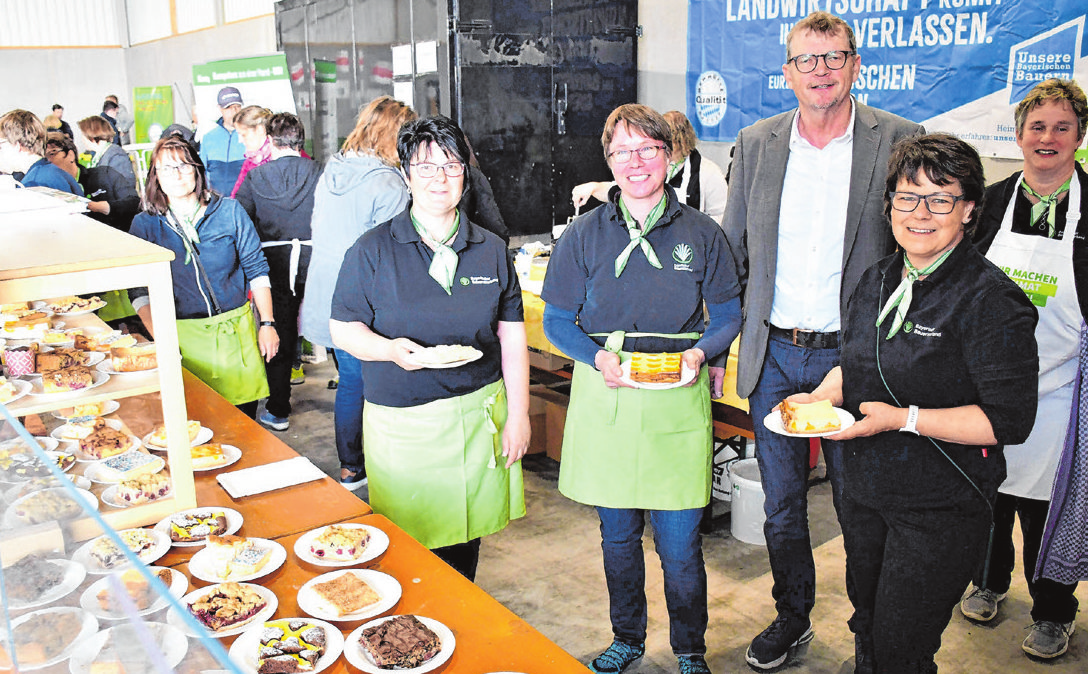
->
[269,358,1086,673]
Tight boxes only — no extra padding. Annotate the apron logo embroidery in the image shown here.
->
[903,320,913,333]
[468,276,498,285]
[999,266,1060,307]
[459,277,470,286]
[911,324,942,338]
[672,243,694,271]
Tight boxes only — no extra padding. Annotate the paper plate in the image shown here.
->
[762,407,857,438]
[0,607,97,671]
[50,400,121,421]
[101,480,173,509]
[3,487,97,527]
[294,523,390,567]
[79,567,189,621]
[404,345,483,369]
[344,615,455,674]
[84,453,166,484]
[168,583,278,638]
[189,443,242,471]
[298,569,401,622]
[228,617,345,674]
[154,507,243,547]
[28,370,109,398]
[1,379,32,405]
[72,528,171,574]
[96,359,157,376]
[188,538,287,583]
[619,359,698,390]
[142,424,213,450]
[4,559,86,611]
[68,622,187,674]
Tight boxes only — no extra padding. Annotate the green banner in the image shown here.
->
[314,59,337,84]
[133,86,174,144]
[192,54,290,86]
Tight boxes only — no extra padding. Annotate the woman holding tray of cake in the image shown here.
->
[328,115,529,581]
[129,135,278,418]
[788,134,1039,673]
[541,104,742,674]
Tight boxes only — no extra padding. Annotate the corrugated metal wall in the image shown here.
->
[0,0,121,48]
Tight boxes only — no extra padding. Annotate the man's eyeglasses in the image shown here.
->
[412,162,465,179]
[888,192,966,215]
[157,163,197,178]
[608,145,665,164]
[786,50,856,73]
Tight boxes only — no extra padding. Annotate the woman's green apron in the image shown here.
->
[176,301,269,405]
[363,379,525,549]
[97,290,136,323]
[558,330,713,510]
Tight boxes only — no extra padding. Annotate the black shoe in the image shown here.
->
[745,615,814,670]
[340,467,367,490]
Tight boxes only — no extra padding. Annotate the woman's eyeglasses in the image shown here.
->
[889,191,966,215]
[608,145,666,164]
[157,163,197,178]
[412,162,465,179]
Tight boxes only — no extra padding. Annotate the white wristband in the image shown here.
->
[899,404,920,435]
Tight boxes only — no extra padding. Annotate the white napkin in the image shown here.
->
[216,456,327,498]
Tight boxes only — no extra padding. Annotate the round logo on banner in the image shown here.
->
[695,71,728,127]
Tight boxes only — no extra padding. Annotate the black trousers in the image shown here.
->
[841,493,991,674]
[973,492,1080,623]
[264,270,306,419]
[432,538,482,582]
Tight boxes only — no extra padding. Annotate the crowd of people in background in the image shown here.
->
[2,9,1088,674]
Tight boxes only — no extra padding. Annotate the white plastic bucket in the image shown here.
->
[711,444,739,501]
[729,458,766,545]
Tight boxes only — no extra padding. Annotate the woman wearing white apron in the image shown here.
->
[542,105,742,674]
[966,78,1087,660]
[329,116,528,582]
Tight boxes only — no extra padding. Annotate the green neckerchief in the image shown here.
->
[876,246,956,340]
[412,210,460,295]
[169,202,203,265]
[615,194,667,277]
[1022,175,1073,237]
[666,158,685,182]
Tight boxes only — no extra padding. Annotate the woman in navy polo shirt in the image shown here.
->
[791,134,1039,672]
[541,104,741,674]
[329,116,529,581]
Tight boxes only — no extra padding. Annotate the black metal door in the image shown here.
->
[451,0,638,236]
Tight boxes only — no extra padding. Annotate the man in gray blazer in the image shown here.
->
[721,11,923,671]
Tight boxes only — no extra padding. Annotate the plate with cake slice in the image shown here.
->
[298,569,402,622]
[294,523,390,567]
[28,369,109,398]
[100,472,173,508]
[169,582,278,638]
[228,617,345,674]
[69,419,142,462]
[186,443,242,471]
[73,528,171,574]
[345,614,454,674]
[79,567,189,621]
[0,607,98,671]
[1,378,32,405]
[188,536,287,583]
[141,420,213,450]
[764,400,856,438]
[4,487,97,527]
[619,353,698,390]
[155,507,243,547]
[84,451,166,484]
[68,622,188,674]
[3,557,86,611]
[404,344,483,369]
[50,400,121,421]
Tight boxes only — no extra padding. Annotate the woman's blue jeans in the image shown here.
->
[596,506,707,655]
[332,348,364,474]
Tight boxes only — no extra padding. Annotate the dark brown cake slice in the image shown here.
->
[360,615,441,669]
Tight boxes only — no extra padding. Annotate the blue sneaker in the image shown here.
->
[678,655,712,674]
[590,640,644,673]
[340,467,368,491]
[258,410,289,431]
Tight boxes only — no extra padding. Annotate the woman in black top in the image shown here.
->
[792,134,1039,673]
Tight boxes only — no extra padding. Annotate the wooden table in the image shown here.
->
[522,289,754,440]
[166,514,589,673]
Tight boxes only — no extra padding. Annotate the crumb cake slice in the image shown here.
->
[311,572,381,616]
[117,472,171,504]
[187,582,267,631]
[257,619,327,673]
[360,615,441,669]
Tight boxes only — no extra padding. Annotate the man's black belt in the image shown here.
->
[770,326,839,349]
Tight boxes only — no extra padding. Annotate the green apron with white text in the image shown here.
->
[97,290,136,323]
[176,301,269,405]
[558,331,713,510]
[363,379,526,549]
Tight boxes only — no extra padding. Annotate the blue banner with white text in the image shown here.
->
[687,0,1087,157]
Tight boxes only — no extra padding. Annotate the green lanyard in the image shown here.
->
[666,159,685,182]
[1022,175,1073,238]
[88,142,107,168]
[412,211,460,295]
[169,203,202,265]
[614,194,667,277]
[876,247,955,340]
